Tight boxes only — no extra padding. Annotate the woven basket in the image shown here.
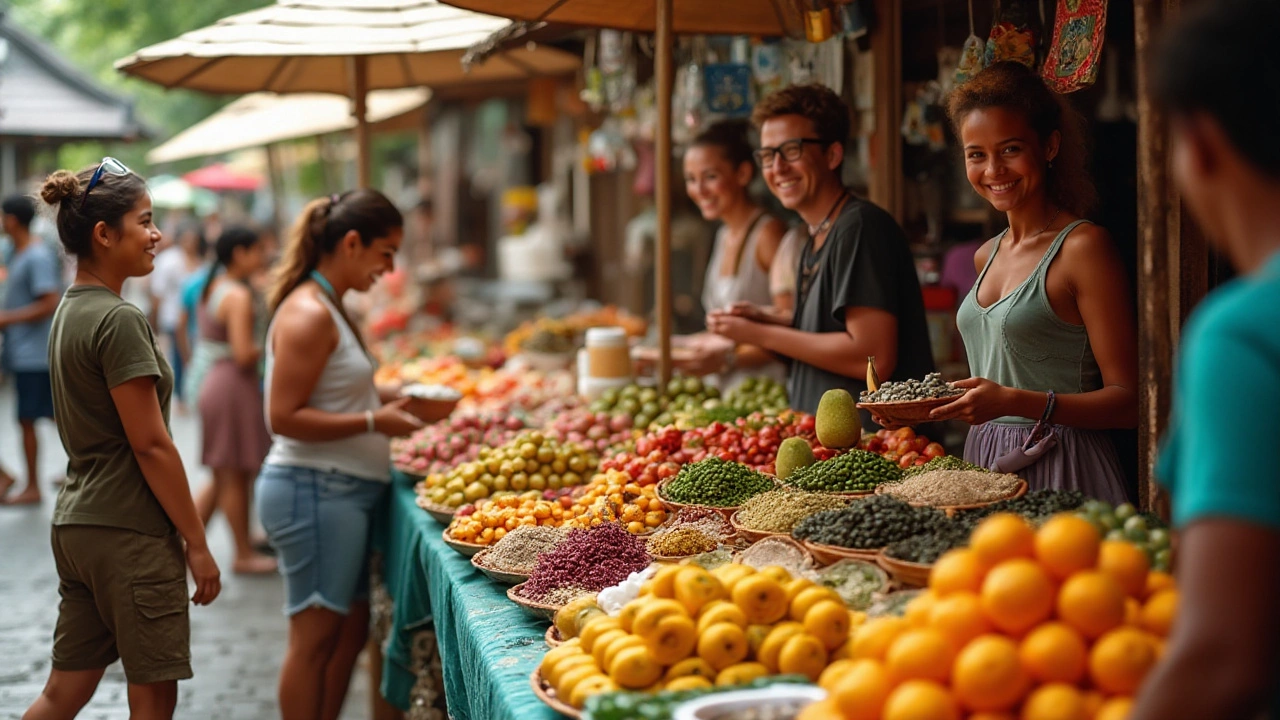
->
[734,535,816,573]
[441,529,487,558]
[876,551,934,588]
[728,511,790,544]
[530,668,582,718]
[857,394,965,428]
[655,478,741,519]
[875,479,1028,516]
[416,498,457,525]
[507,582,571,622]
[470,550,531,585]
[801,539,885,566]
[545,625,564,648]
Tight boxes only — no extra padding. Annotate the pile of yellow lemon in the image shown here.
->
[801,512,1177,720]
[539,563,867,708]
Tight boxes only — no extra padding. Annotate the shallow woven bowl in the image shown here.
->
[545,625,564,648]
[655,478,742,519]
[728,511,790,544]
[470,549,531,585]
[416,498,457,525]
[530,668,582,718]
[441,529,487,558]
[801,539,885,566]
[507,582,569,622]
[856,393,965,427]
[876,551,934,588]
[733,535,816,573]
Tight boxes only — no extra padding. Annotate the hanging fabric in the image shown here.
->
[984,0,1040,69]
[1041,0,1108,93]
[955,0,986,85]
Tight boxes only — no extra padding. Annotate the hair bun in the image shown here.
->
[41,170,82,206]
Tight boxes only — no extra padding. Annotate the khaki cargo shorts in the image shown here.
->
[50,525,192,685]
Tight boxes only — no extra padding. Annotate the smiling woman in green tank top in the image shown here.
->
[928,62,1138,505]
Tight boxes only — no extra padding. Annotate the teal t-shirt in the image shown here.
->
[1158,250,1280,529]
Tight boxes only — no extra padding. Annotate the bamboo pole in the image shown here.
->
[350,56,372,189]
[655,0,674,386]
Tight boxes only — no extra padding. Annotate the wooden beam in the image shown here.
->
[1134,0,1173,513]
[350,56,372,189]
[869,0,903,221]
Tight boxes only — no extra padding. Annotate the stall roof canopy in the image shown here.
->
[114,0,581,95]
[0,10,147,141]
[439,0,799,36]
[147,88,430,164]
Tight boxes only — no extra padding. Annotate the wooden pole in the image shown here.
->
[350,56,372,189]
[655,0,674,386]
[1134,0,1172,514]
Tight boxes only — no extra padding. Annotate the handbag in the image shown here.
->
[991,391,1059,474]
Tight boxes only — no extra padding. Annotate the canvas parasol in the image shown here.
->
[440,0,801,383]
[116,0,580,187]
[147,89,430,164]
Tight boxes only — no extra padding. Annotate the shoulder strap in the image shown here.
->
[973,229,1008,288]
[1035,219,1092,274]
[729,210,768,277]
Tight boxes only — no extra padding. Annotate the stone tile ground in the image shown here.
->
[0,384,371,719]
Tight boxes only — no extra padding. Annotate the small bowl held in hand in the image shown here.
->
[400,384,461,424]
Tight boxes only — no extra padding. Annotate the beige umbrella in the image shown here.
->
[116,0,580,186]
[146,89,431,164]
[440,0,800,383]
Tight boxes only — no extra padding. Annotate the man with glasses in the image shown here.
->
[707,84,935,422]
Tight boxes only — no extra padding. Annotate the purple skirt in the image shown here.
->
[963,423,1130,506]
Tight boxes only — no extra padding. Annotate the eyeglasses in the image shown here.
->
[753,138,826,168]
[80,157,132,211]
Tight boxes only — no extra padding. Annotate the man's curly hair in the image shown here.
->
[751,83,851,145]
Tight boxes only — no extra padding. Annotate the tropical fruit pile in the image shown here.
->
[445,470,667,544]
[540,563,868,709]
[419,431,595,509]
[798,512,1178,720]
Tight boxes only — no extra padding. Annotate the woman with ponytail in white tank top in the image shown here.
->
[255,190,429,720]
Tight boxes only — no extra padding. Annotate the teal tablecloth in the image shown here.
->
[374,472,561,720]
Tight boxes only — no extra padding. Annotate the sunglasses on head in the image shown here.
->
[80,157,132,211]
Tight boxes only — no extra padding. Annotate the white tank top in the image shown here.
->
[263,291,389,482]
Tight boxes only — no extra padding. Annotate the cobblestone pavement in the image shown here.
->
[0,384,371,719]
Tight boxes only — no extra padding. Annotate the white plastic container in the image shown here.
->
[673,685,827,720]
[584,326,631,379]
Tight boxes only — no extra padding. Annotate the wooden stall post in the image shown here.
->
[654,0,675,385]
[868,0,904,222]
[350,55,372,189]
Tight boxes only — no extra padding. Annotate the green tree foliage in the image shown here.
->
[7,0,269,170]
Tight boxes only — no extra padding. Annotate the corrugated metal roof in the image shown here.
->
[0,10,147,140]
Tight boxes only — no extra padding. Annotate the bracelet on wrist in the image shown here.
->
[366,410,375,433]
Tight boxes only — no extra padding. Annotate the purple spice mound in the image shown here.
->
[520,522,651,602]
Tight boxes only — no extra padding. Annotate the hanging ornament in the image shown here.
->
[704,63,753,117]
[1041,0,1108,93]
[983,0,1040,69]
[955,0,986,85]
[806,3,834,43]
[752,39,785,98]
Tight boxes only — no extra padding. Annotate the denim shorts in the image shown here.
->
[256,464,388,616]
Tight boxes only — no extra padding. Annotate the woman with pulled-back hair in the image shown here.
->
[24,161,219,720]
[680,119,790,388]
[256,190,429,720]
[926,61,1138,504]
[187,225,275,575]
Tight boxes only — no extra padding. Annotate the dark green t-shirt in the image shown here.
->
[788,197,936,423]
[49,285,174,536]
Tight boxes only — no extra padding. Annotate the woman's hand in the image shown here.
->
[674,345,730,377]
[718,301,791,326]
[928,377,1015,425]
[373,397,425,437]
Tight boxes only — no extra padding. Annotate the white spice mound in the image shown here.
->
[738,538,813,576]
[875,469,1023,506]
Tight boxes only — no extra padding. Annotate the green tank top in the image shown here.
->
[956,219,1101,425]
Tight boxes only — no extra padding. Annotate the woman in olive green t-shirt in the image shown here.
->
[22,162,220,720]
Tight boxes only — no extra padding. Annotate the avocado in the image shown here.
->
[775,437,817,480]
[815,388,862,449]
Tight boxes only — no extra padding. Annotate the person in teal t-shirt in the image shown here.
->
[1134,2,1280,718]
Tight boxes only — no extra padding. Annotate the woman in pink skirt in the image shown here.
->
[192,226,276,574]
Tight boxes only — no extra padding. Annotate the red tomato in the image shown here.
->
[893,427,917,440]
[923,442,946,460]
[912,437,931,454]
[898,451,921,468]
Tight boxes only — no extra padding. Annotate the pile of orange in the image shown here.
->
[446,470,667,545]
[801,512,1178,720]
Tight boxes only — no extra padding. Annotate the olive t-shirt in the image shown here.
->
[788,196,936,421]
[49,285,175,536]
